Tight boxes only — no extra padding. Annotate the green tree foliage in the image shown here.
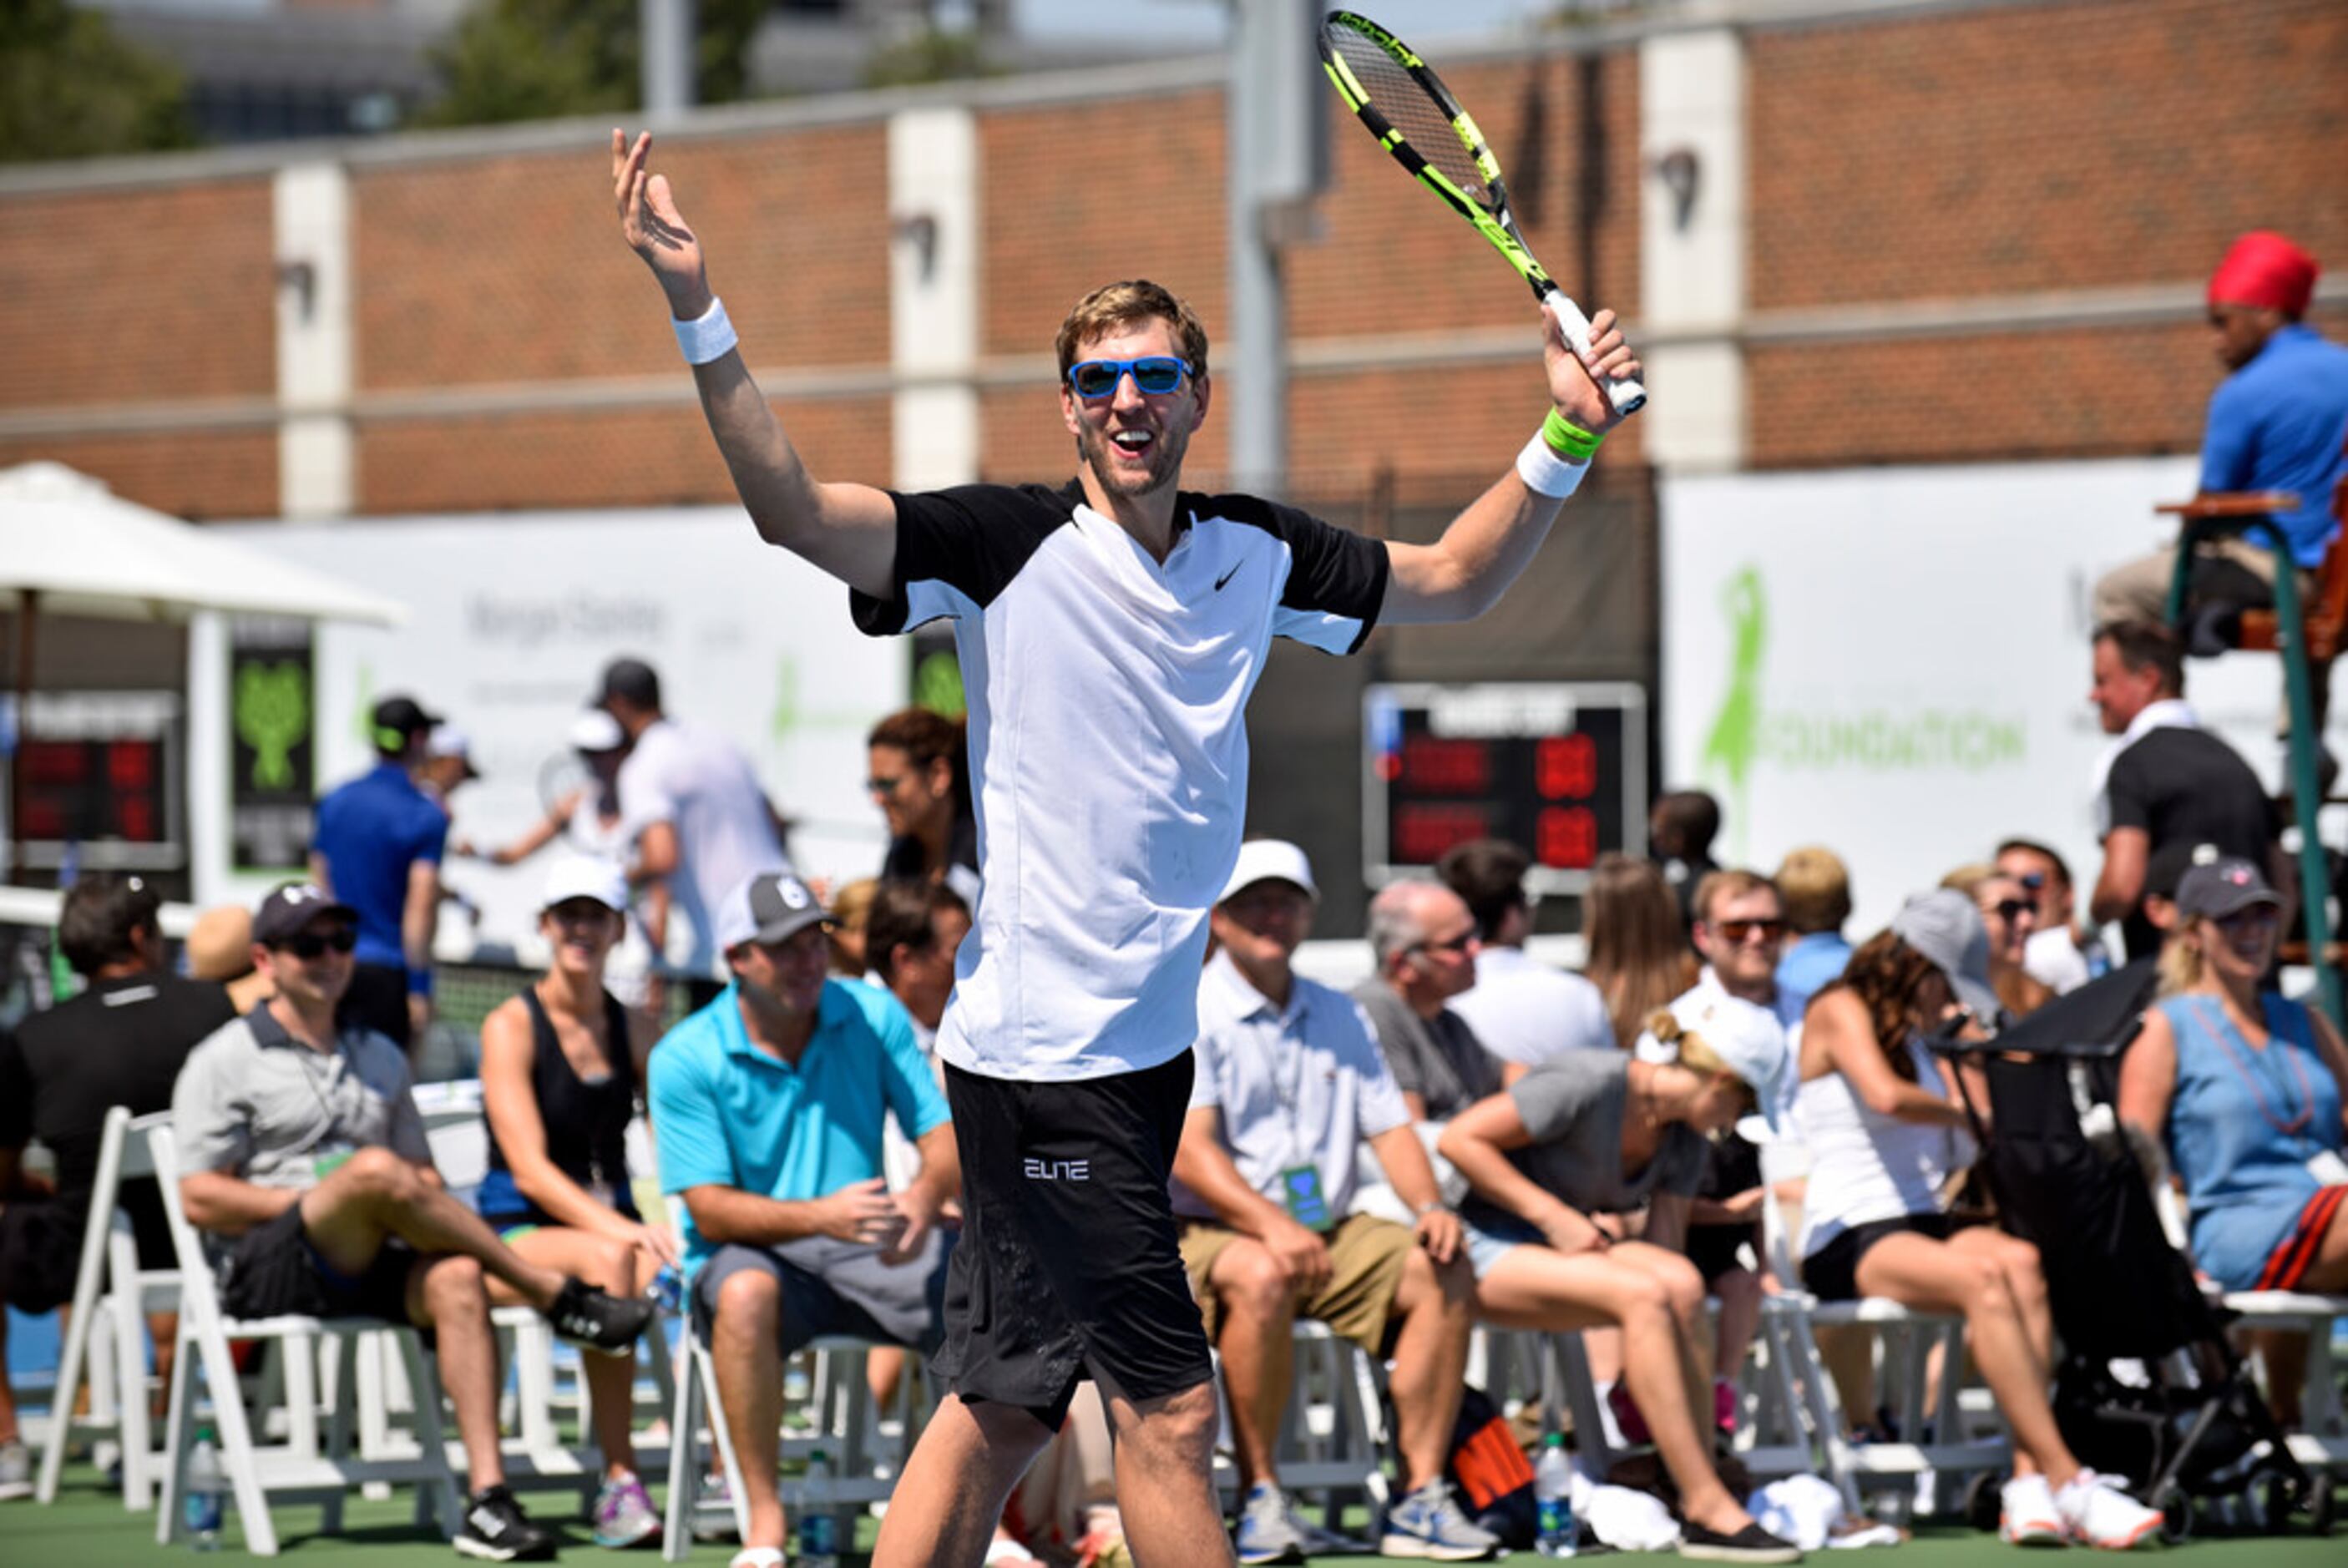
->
[423,0,776,128]
[863,26,994,90]
[0,0,195,164]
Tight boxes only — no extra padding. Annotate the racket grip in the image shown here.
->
[1545,292,1647,417]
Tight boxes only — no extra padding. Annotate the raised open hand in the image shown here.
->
[612,129,712,318]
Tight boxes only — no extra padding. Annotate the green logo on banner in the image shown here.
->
[1701,567,1767,851]
[235,661,310,790]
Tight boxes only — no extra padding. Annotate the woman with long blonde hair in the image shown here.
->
[1585,852,1699,1047]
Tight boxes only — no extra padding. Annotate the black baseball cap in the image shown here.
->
[371,694,440,751]
[2175,857,2284,922]
[716,870,828,950]
[596,657,662,711]
[252,882,358,946]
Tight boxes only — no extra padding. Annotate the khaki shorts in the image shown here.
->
[1179,1211,1414,1358]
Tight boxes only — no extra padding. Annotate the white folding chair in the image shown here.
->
[1756,1168,2009,1520]
[146,1122,464,1555]
[35,1106,180,1509]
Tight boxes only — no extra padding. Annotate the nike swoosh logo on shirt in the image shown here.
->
[1214,565,1241,591]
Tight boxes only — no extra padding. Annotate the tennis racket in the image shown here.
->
[1318,10,1646,417]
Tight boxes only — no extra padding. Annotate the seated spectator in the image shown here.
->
[1585,853,1700,1049]
[1772,847,1854,1019]
[186,902,275,1014]
[649,871,959,1568]
[867,707,980,909]
[1437,991,1799,1564]
[1995,838,2105,997]
[476,857,674,1549]
[1941,863,2052,1023]
[2087,621,2281,962]
[1663,870,1792,1425]
[0,875,235,1499]
[1796,890,2163,1550]
[1650,790,1723,936]
[1354,883,1508,1144]
[171,883,654,1562]
[2118,857,2348,1426]
[825,876,880,979]
[1171,842,1494,1563]
[1439,837,1612,1071]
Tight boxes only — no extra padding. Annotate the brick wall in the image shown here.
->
[0,430,277,519]
[0,180,274,411]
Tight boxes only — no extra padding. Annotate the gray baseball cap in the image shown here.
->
[2174,857,2283,923]
[1890,888,2001,1022]
[715,869,827,951]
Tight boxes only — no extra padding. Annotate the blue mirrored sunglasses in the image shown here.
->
[1066,356,1192,399]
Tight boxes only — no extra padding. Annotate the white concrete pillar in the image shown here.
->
[888,106,981,491]
[1638,28,1746,472]
[274,161,354,518]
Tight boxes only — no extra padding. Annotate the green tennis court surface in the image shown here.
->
[4,1466,2340,1566]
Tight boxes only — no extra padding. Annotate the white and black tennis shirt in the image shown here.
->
[853,479,1388,1083]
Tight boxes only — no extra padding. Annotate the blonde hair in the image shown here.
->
[1055,281,1210,382]
[1940,862,1998,897]
[1642,1009,1758,1110]
[2156,925,2208,998]
[1775,845,1852,934]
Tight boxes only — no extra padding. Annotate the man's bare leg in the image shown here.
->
[1102,1373,1233,1568]
[872,1393,1055,1566]
[298,1148,565,1308]
[1202,1240,1295,1490]
[408,1254,506,1493]
[710,1267,790,1551]
[1384,1248,1475,1491]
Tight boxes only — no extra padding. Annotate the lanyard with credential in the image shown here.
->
[1257,1001,1335,1232]
[2190,997,2315,1140]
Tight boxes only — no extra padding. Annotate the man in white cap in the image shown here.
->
[1170,841,1494,1562]
[649,870,959,1566]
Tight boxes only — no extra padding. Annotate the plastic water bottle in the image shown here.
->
[796,1449,839,1568]
[649,1264,684,1315]
[1534,1431,1575,1557]
[184,1424,225,1550]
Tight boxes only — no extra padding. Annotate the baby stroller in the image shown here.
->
[1928,961,2322,1541]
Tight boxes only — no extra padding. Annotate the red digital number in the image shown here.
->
[1400,736,1491,794]
[1536,807,1598,870]
[109,741,155,789]
[118,796,156,842]
[1535,733,1597,800]
[1394,802,1492,863]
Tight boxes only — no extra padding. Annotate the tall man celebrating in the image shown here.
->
[612,126,1641,1567]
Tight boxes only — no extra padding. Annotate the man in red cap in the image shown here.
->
[2095,231,2348,707]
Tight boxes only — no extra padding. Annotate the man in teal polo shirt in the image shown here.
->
[649,869,958,1564]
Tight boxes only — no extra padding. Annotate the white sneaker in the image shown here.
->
[2056,1469,2163,1551]
[1999,1474,2066,1546]
[0,1439,31,1502]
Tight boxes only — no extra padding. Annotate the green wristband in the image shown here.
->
[1541,408,1603,462]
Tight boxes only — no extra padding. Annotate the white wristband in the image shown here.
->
[1516,427,1591,498]
[673,296,738,366]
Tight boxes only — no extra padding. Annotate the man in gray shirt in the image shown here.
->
[172,883,654,1563]
[1351,880,1506,1121]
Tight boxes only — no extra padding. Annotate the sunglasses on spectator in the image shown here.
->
[2011,870,2047,890]
[1993,898,2036,923]
[1713,918,1785,944]
[865,774,907,796]
[276,927,357,959]
[1414,929,1476,956]
[1066,356,1192,399]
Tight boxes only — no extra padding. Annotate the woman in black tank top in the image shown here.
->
[475,857,676,1547]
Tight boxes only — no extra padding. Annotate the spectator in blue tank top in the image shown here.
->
[310,694,449,1057]
[2120,857,2348,1429]
[476,855,674,1549]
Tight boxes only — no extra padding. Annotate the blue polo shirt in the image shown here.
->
[649,979,951,1283]
[2201,324,2348,567]
[1775,932,1853,1019]
[311,762,449,977]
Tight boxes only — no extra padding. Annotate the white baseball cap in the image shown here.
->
[540,854,629,913]
[569,709,626,754]
[1220,838,1318,903]
[1635,986,1794,1141]
[426,724,480,779]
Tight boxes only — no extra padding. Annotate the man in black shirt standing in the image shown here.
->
[0,874,235,1497]
[2087,621,2283,960]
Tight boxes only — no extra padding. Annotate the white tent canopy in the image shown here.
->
[0,461,405,626]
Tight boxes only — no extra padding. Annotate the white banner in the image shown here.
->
[1662,458,2330,938]
[193,508,907,956]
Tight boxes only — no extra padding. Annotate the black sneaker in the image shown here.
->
[544,1276,654,1356]
[454,1484,559,1561]
[1678,1519,1804,1564]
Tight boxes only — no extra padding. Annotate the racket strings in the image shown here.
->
[1325,31,1495,210]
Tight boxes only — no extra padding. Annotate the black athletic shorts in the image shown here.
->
[0,1198,81,1313]
[217,1202,418,1328]
[1800,1212,1955,1302]
[931,1050,1213,1429]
